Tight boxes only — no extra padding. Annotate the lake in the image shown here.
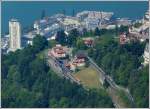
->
[1,1,148,34]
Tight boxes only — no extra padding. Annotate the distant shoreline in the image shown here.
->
[2,1,148,34]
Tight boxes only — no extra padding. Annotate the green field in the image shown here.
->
[73,66,102,89]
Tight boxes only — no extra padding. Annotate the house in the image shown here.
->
[50,44,67,58]
[83,37,94,47]
[69,53,86,71]
[72,56,85,67]
[119,33,129,44]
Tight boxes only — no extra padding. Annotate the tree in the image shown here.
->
[115,24,119,36]
[49,98,58,108]
[76,38,87,50]
[94,27,100,36]
[103,79,109,88]
[32,35,48,53]
[48,40,57,48]
[7,65,21,83]
[133,22,142,28]
[119,25,129,33]
[124,40,146,56]
[67,29,79,47]
[56,30,66,45]
[59,97,69,107]
[100,29,107,35]
[101,53,113,73]
[128,65,149,108]
[82,28,88,36]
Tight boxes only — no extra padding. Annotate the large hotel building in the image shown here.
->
[9,19,21,51]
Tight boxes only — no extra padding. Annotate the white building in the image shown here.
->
[143,43,149,65]
[9,19,21,51]
[84,18,100,30]
[116,18,132,27]
[60,18,81,31]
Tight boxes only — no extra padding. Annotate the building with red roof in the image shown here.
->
[83,38,94,47]
[119,33,128,45]
[50,44,67,58]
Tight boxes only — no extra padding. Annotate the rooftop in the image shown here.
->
[10,19,19,22]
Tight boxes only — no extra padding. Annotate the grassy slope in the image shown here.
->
[73,66,102,89]
[107,87,131,108]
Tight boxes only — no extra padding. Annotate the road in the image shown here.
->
[87,56,135,108]
[56,58,80,84]
[47,53,80,84]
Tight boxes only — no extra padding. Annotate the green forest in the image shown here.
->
[87,30,149,107]
[1,36,113,108]
[2,26,149,108]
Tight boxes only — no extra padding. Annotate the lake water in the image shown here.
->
[1,1,148,34]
